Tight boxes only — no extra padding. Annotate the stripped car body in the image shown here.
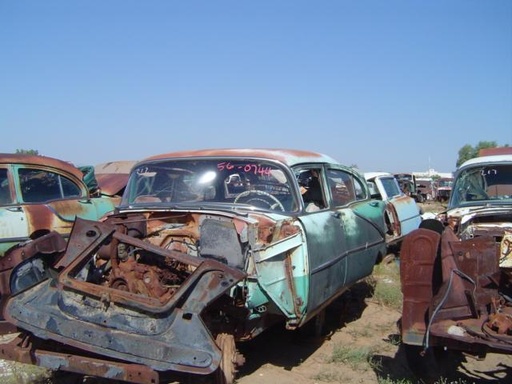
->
[0,149,387,383]
[0,154,121,258]
[400,149,512,380]
[365,172,422,247]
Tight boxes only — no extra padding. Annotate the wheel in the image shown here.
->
[214,333,244,384]
[234,190,285,211]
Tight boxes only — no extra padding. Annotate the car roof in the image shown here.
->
[0,153,84,180]
[141,148,339,167]
[364,172,394,180]
[457,154,512,171]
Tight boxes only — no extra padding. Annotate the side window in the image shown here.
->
[61,175,83,198]
[295,167,326,212]
[0,168,12,205]
[367,181,380,199]
[19,169,82,203]
[353,176,367,200]
[327,169,366,206]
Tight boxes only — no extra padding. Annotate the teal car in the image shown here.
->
[0,149,387,384]
[0,154,120,257]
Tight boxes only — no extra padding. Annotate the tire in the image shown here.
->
[214,333,244,384]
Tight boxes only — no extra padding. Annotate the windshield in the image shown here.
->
[438,179,453,188]
[449,164,512,208]
[121,158,298,212]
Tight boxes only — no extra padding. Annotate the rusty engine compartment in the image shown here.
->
[0,210,287,383]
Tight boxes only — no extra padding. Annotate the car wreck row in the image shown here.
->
[0,149,394,383]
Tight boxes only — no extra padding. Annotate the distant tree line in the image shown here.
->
[456,141,509,168]
[15,149,39,155]
[13,145,510,171]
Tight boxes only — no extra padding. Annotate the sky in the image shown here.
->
[1,1,511,174]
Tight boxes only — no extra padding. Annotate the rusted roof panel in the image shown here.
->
[0,153,83,180]
[142,148,339,167]
[96,173,129,196]
[95,160,137,175]
[478,147,512,157]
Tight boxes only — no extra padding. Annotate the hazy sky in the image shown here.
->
[1,1,511,173]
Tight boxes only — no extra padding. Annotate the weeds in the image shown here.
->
[377,375,414,384]
[328,344,376,371]
[312,370,343,382]
[371,261,403,311]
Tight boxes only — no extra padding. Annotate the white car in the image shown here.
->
[365,172,422,248]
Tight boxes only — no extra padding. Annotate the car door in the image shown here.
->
[296,166,373,317]
[327,168,386,286]
[0,166,29,256]
[376,176,421,237]
[298,166,386,317]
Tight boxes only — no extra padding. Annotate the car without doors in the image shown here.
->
[0,149,388,384]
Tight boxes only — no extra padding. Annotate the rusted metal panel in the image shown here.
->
[400,228,441,345]
[0,154,85,181]
[4,218,246,375]
[143,148,339,167]
[95,160,137,174]
[0,231,67,333]
[479,147,512,156]
[95,173,130,196]
[0,332,160,384]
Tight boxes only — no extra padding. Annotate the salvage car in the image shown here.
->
[0,153,121,257]
[433,176,453,202]
[399,148,512,381]
[94,160,137,197]
[365,172,422,248]
[395,172,425,203]
[0,149,388,384]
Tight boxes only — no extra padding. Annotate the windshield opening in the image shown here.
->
[122,159,299,212]
[450,164,512,207]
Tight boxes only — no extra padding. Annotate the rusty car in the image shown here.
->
[364,172,422,250]
[0,153,121,258]
[394,172,425,203]
[94,160,137,198]
[399,148,512,381]
[433,176,454,202]
[0,149,388,384]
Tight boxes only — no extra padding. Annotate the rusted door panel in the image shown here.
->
[448,236,499,309]
[400,228,441,345]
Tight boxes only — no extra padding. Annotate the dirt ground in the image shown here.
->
[233,281,512,384]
